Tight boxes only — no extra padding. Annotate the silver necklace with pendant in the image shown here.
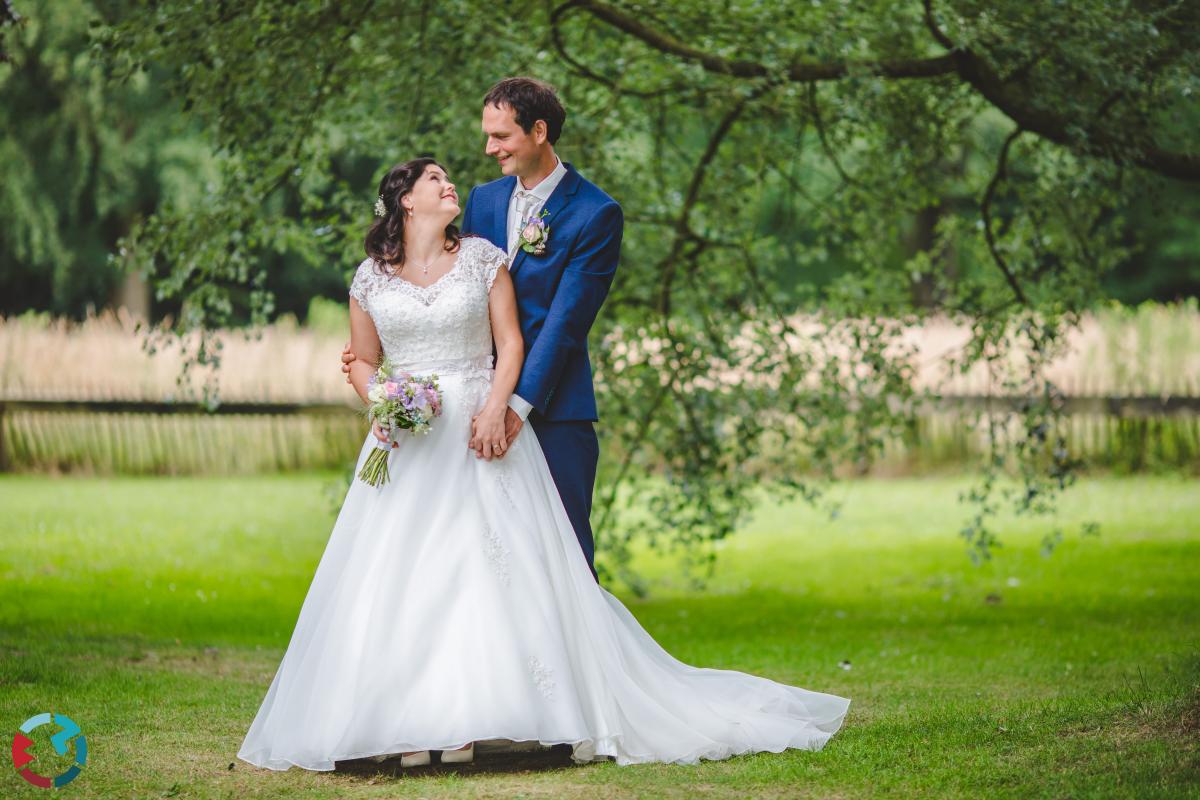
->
[404,251,440,275]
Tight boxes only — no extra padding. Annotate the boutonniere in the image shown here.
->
[519,209,551,256]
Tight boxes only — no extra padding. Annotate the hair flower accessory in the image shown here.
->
[374,195,387,217]
[519,208,551,256]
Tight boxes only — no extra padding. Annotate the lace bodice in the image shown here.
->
[349,236,508,367]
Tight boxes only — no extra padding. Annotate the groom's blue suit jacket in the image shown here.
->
[461,163,622,422]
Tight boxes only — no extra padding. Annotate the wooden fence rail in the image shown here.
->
[0,399,358,472]
[2,395,1198,473]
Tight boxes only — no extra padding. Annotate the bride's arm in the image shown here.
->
[471,264,523,457]
[483,264,524,416]
[347,297,382,405]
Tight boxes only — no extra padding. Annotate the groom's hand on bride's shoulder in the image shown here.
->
[341,342,355,383]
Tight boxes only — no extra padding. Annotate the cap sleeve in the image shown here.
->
[472,238,509,294]
[349,258,374,307]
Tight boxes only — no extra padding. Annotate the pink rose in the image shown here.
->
[384,381,400,398]
[521,222,541,242]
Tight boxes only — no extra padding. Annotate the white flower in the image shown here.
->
[368,384,386,403]
[374,195,387,216]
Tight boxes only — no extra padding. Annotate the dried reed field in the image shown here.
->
[1,302,1197,475]
[3,302,1199,403]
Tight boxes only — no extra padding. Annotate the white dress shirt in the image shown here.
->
[506,156,568,258]
[504,157,568,422]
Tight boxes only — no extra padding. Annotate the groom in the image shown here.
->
[341,77,623,582]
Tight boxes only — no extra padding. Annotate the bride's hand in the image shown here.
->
[469,407,507,461]
[372,419,397,448]
[341,341,356,384]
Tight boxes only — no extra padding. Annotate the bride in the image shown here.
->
[236,157,850,772]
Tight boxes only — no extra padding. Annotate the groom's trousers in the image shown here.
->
[528,417,600,584]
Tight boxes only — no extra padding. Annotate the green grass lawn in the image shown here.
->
[1,473,1197,798]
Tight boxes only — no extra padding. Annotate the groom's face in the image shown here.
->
[482,102,542,179]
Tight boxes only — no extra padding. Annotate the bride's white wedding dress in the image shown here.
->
[236,236,850,771]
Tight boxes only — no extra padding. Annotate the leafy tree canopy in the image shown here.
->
[4,0,1197,584]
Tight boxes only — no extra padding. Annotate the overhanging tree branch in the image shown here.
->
[565,0,1200,181]
[548,0,687,98]
[956,53,1199,181]
[561,0,958,81]
[658,88,764,314]
[921,0,1200,182]
[0,0,24,63]
[981,126,1029,307]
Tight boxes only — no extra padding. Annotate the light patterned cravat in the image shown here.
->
[510,190,535,258]
[514,190,533,222]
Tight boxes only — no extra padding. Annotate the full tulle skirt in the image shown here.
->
[236,369,850,771]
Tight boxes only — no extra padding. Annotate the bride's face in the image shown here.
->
[402,165,460,222]
[482,102,543,179]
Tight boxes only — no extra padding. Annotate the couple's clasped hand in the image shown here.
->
[340,342,523,461]
[468,405,523,462]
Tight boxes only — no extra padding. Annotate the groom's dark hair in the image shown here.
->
[483,77,566,145]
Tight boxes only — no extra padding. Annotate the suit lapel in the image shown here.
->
[491,176,516,252]
[509,164,582,277]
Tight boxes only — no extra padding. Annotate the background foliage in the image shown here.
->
[2,0,1198,580]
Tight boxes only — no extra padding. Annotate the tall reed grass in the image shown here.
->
[1,299,1197,475]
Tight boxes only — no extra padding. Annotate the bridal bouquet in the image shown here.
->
[358,358,443,488]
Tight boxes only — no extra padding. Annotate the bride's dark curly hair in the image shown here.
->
[364,157,461,271]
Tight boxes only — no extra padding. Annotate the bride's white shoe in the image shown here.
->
[440,742,474,764]
[368,750,430,767]
[401,750,432,767]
